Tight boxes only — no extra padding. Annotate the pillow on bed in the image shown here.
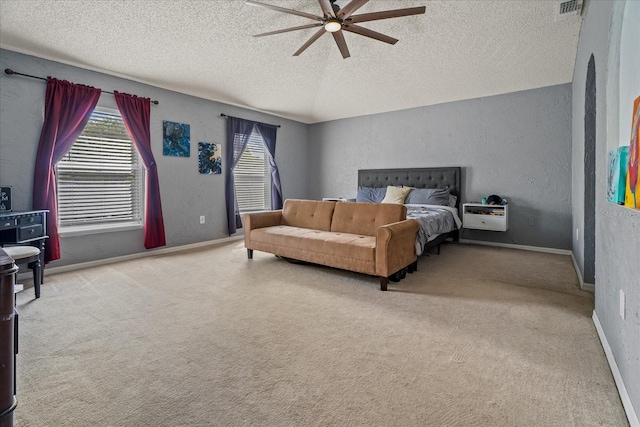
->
[356,186,387,203]
[449,194,458,207]
[405,188,451,206]
[381,186,411,204]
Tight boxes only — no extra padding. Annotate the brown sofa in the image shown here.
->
[243,199,419,291]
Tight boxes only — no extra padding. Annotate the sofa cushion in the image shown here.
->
[281,199,336,231]
[331,202,406,236]
[250,226,376,262]
[321,232,375,262]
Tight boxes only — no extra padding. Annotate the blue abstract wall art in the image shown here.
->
[163,120,190,157]
[198,142,222,175]
[607,146,629,204]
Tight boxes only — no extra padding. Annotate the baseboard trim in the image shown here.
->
[593,311,640,427]
[580,282,595,293]
[44,235,244,277]
[570,251,585,287]
[458,239,572,255]
[570,252,595,292]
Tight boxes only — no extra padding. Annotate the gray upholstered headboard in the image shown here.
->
[357,167,462,209]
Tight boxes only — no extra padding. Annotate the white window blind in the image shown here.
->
[234,130,271,213]
[56,108,143,228]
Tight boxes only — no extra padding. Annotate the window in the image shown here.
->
[233,128,271,213]
[56,108,143,232]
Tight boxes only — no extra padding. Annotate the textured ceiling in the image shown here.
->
[0,0,582,124]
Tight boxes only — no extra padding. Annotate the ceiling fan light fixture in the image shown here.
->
[246,1,427,59]
[324,19,342,32]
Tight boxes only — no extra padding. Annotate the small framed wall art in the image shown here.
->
[624,95,639,209]
[198,142,222,175]
[0,186,12,212]
[163,120,190,157]
[607,147,629,205]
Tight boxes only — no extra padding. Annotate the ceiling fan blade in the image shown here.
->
[245,0,322,21]
[342,24,398,45]
[293,28,326,56]
[318,0,335,18]
[348,6,426,24]
[332,31,351,59]
[254,23,323,37]
[337,0,369,20]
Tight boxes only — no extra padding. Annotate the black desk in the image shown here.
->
[0,210,48,285]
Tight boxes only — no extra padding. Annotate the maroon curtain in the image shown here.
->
[114,91,166,249]
[33,78,101,262]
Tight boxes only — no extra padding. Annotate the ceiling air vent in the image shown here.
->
[556,0,583,20]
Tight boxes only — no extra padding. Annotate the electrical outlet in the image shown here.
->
[528,216,535,226]
[200,215,205,224]
[620,290,625,320]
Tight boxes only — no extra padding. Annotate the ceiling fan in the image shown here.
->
[245,0,426,59]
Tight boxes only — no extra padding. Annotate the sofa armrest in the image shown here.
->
[243,210,283,248]
[244,210,282,230]
[375,219,419,277]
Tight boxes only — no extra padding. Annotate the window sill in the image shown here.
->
[59,222,143,238]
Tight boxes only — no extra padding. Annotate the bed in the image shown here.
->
[357,167,462,256]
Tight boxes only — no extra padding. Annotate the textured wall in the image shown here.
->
[572,0,640,420]
[0,49,309,267]
[308,85,573,250]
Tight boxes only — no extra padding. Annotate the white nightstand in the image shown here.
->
[462,203,508,231]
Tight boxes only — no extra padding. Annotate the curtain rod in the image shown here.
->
[4,68,159,105]
[220,113,281,128]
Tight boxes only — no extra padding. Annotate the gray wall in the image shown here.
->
[572,0,640,419]
[308,84,573,250]
[1,7,638,420]
[0,49,309,267]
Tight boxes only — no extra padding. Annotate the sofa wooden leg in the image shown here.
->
[247,249,253,259]
[380,277,388,291]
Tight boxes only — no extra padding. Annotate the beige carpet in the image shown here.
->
[14,242,628,426]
